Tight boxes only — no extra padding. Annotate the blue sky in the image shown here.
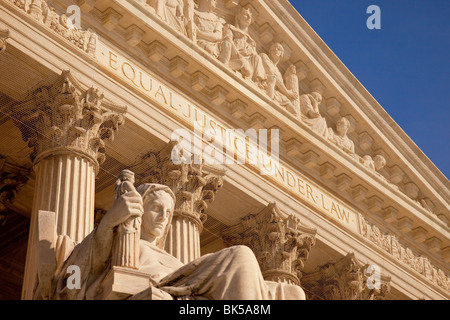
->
[289,0,450,179]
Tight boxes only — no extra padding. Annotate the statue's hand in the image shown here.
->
[102,191,143,229]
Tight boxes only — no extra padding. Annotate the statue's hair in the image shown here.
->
[137,183,175,205]
[270,43,285,58]
[136,183,176,249]
[337,116,350,128]
[236,6,253,25]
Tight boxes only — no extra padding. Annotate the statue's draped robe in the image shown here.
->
[300,94,329,138]
[51,231,305,300]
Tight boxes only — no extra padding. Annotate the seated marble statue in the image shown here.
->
[51,183,306,300]
[260,43,299,116]
[193,0,226,58]
[299,91,329,138]
[328,116,355,155]
[218,6,265,83]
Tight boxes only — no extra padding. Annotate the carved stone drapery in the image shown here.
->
[302,253,391,300]
[0,28,9,53]
[221,203,316,286]
[132,142,225,263]
[9,70,126,299]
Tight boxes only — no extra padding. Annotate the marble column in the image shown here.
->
[133,142,225,264]
[10,70,126,299]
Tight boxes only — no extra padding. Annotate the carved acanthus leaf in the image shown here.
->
[302,253,391,300]
[222,202,316,286]
[131,141,225,230]
[9,70,126,168]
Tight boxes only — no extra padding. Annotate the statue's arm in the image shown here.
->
[91,191,143,274]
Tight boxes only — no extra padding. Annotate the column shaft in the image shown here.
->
[22,154,96,299]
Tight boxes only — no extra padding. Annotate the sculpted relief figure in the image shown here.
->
[299,91,329,138]
[218,6,265,83]
[47,179,306,300]
[360,154,386,172]
[151,0,187,36]
[328,117,355,155]
[260,43,300,116]
[193,0,225,58]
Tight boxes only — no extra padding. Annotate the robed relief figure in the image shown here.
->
[260,43,299,116]
[151,0,187,36]
[50,174,306,300]
[328,116,355,155]
[218,6,265,83]
[299,91,329,138]
[193,0,225,58]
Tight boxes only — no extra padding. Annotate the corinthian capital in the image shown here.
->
[222,202,317,286]
[132,141,226,231]
[9,70,126,171]
[302,253,391,300]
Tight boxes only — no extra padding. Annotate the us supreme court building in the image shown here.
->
[0,0,448,300]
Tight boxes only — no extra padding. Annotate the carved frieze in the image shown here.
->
[359,214,450,293]
[9,70,126,170]
[302,253,391,300]
[222,203,316,286]
[6,0,97,56]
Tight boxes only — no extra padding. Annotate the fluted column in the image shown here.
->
[9,70,126,299]
[222,203,317,286]
[133,142,225,264]
[31,154,96,242]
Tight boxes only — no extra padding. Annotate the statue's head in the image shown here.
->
[236,7,253,28]
[311,91,322,104]
[336,117,350,135]
[137,183,176,249]
[373,155,386,171]
[269,43,284,63]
